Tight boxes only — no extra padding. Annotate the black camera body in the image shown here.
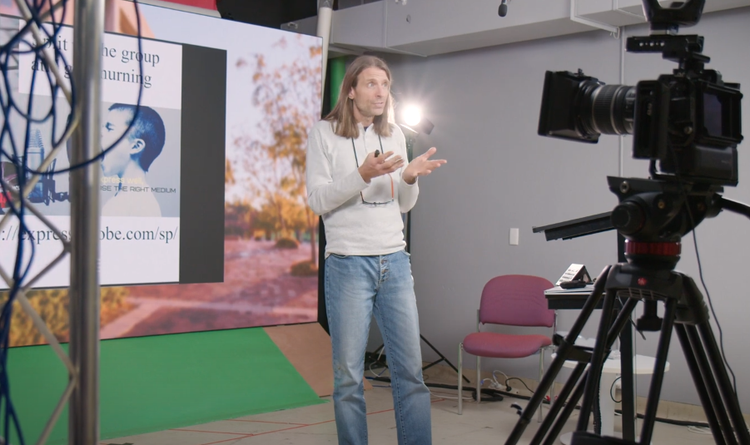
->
[538,0,743,186]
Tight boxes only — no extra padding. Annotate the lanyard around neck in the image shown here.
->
[351,134,384,167]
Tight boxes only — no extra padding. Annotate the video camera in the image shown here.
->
[538,0,743,186]
[514,5,750,445]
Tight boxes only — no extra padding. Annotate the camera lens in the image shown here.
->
[581,84,636,137]
[538,71,638,144]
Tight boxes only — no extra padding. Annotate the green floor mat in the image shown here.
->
[6,327,324,444]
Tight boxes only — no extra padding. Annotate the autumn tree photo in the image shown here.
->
[231,35,322,273]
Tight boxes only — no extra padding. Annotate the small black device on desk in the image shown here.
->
[559,279,588,289]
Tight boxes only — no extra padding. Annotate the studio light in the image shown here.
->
[398,104,434,136]
[402,105,423,127]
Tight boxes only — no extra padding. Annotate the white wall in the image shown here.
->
[380,6,750,409]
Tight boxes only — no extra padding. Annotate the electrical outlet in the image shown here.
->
[509,228,519,245]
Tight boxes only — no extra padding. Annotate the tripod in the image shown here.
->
[370,333,470,383]
[505,177,750,445]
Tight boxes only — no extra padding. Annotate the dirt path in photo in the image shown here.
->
[101,239,318,339]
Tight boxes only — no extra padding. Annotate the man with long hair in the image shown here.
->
[306,55,446,445]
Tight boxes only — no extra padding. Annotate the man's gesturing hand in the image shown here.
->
[402,147,447,185]
[358,151,404,183]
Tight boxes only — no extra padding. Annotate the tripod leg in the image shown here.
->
[528,362,585,445]
[675,324,731,445]
[538,365,588,445]
[638,297,678,445]
[536,297,640,445]
[372,343,385,359]
[572,291,640,439]
[420,334,470,383]
[682,275,750,444]
[618,321,636,442]
[576,286,620,433]
[698,322,750,444]
[505,265,611,445]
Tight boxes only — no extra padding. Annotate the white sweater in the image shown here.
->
[306,120,419,256]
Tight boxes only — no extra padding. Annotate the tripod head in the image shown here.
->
[607,176,721,270]
[607,175,750,331]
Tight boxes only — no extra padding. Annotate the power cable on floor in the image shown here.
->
[374,375,720,430]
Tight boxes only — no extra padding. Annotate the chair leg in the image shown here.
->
[548,347,555,419]
[538,350,544,423]
[476,356,481,406]
[458,343,463,415]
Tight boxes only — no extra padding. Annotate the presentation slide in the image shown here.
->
[2,23,183,288]
[2,0,322,347]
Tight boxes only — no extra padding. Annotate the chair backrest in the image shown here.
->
[479,274,555,327]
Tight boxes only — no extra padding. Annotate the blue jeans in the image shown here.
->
[325,251,432,445]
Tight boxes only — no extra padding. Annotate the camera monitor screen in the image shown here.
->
[703,93,725,137]
[700,85,742,144]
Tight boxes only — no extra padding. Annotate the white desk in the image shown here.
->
[558,353,669,444]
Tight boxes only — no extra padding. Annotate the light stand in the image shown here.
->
[399,111,434,253]
[403,132,414,252]
[371,116,470,383]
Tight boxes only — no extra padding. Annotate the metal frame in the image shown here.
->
[1,0,103,443]
[68,0,104,442]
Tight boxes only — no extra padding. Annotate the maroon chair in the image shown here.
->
[458,275,555,418]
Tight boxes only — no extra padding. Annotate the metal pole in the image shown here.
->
[316,0,332,106]
[69,0,104,442]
